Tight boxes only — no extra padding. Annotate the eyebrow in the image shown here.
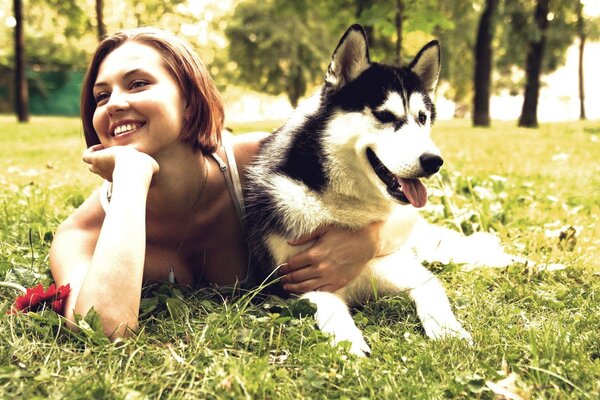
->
[94,68,145,88]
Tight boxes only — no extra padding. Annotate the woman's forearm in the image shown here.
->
[75,167,152,338]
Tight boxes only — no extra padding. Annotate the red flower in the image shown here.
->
[12,283,71,315]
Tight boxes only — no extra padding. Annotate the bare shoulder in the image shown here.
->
[230,131,270,169]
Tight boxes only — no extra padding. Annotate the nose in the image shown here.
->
[106,90,129,114]
[419,153,444,175]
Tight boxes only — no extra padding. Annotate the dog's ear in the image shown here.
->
[408,40,441,96]
[325,24,370,91]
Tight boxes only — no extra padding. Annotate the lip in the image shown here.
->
[108,119,145,138]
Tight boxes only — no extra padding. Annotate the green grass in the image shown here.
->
[1,115,599,399]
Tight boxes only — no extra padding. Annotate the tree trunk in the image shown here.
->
[518,0,550,128]
[356,0,375,48]
[96,0,107,41]
[14,0,29,123]
[395,0,404,65]
[577,0,586,120]
[473,0,498,127]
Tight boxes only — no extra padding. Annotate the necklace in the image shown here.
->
[168,157,210,284]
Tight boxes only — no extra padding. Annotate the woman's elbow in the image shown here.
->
[65,305,139,340]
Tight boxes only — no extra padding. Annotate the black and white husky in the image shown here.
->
[245,25,514,356]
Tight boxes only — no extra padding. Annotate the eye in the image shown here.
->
[418,111,427,125]
[373,110,397,124]
[94,92,110,105]
[130,79,149,90]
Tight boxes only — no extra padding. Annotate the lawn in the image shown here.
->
[0,115,598,399]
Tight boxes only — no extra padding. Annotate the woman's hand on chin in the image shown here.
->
[83,144,159,183]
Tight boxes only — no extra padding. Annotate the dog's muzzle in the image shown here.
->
[366,148,432,208]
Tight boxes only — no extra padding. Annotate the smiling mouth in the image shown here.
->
[365,148,428,208]
[113,122,144,137]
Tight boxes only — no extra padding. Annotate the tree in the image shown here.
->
[226,1,349,107]
[518,0,550,128]
[576,1,586,120]
[96,0,106,41]
[435,0,480,114]
[225,0,454,107]
[473,0,498,127]
[14,0,28,122]
[395,0,405,64]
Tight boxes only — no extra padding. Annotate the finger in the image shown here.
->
[281,267,320,285]
[82,145,103,163]
[279,256,310,274]
[89,144,105,152]
[288,227,326,246]
[283,278,323,294]
[286,251,317,271]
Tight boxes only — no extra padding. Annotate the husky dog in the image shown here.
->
[244,25,513,356]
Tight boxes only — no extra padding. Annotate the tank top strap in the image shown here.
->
[211,133,247,234]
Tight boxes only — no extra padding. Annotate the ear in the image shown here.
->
[325,24,371,91]
[408,40,441,95]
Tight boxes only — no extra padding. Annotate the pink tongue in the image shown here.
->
[399,178,428,208]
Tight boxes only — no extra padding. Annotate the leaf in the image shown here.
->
[75,308,110,345]
[485,373,528,400]
[166,297,189,320]
[83,307,104,333]
[139,296,159,316]
[285,298,316,318]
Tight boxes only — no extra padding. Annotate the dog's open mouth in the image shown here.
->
[366,148,428,208]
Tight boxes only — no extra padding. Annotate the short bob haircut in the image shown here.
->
[81,27,224,155]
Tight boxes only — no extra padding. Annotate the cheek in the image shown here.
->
[91,108,105,138]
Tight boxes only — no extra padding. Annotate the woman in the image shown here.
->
[50,27,401,339]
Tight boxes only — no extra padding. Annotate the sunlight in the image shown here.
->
[582,0,600,17]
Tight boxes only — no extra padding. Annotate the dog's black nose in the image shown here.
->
[419,153,444,175]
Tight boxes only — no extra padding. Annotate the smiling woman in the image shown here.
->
[90,43,187,157]
[47,27,399,339]
[80,28,223,155]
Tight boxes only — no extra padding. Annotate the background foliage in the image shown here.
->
[1,0,598,112]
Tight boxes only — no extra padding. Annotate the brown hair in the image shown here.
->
[81,27,224,155]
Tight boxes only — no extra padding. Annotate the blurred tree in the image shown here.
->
[395,0,404,64]
[14,0,29,122]
[131,0,188,27]
[225,0,350,107]
[96,0,106,41]
[226,0,452,107]
[435,0,479,114]
[359,0,453,64]
[577,0,586,120]
[496,0,579,127]
[473,0,498,127]
[576,1,600,120]
[24,0,93,70]
[518,0,550,128]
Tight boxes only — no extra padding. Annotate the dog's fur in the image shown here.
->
[244,25,514,356]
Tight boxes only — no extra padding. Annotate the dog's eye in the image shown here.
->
[418,111,427,125]
[373,111,397,124]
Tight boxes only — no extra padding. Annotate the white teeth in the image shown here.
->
[113,123,140,136]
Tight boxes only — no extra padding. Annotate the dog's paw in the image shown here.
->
[422,318,473,344]
[332,330,371,357]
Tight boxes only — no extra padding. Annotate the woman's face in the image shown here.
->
[92,42,187,156]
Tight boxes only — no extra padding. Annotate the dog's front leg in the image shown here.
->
[372,252,472,342]
[301,291,371,357]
